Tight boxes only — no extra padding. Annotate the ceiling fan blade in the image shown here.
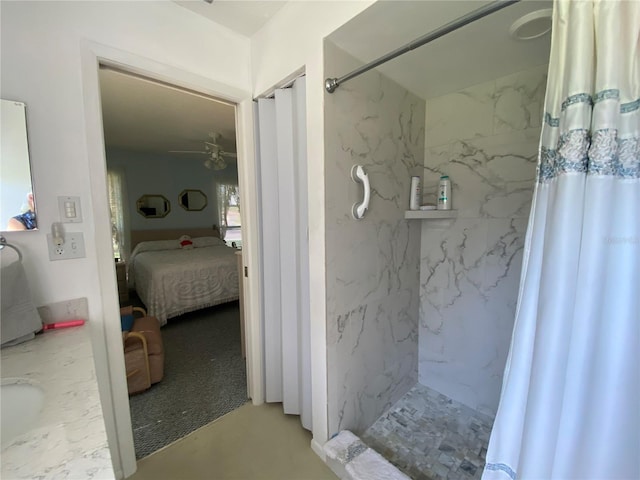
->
[221,152,237,158]
[168,150,207,154]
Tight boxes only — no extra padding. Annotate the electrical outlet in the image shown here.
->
[47,232,86,261]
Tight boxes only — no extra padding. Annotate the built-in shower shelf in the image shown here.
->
[404,210,458,220]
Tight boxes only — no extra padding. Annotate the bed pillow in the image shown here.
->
[192,236,227,248]
[179,235,194,249]
[129,240,180,263]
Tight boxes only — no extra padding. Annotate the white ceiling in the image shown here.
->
[99,68,237,160]
[328,0,552,99]
[100,1,552,159]
[173,0,287,37]
[100,1,288,161]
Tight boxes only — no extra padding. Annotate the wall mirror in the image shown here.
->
[178,189,207,211]
[1,99,38,231]
[136,194,170,218]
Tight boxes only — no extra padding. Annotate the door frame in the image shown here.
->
[80,41,263,478]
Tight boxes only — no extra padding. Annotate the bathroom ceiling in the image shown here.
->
[99,68,237,160]
[98,1,552,159]
[173,0,287,37]
[328,0,553,99]
[99,1,288,161]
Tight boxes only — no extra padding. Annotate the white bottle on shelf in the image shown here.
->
[409,176,421,210]
[437,175,451,210]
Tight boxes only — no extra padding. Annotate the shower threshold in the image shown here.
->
[361,383,494,480]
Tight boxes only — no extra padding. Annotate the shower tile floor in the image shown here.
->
[361,383,494,480]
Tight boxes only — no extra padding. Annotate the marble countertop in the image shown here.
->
[1,325,114,479]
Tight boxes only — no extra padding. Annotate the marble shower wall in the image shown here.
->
[419,64,548,416]
[324,42,424,436]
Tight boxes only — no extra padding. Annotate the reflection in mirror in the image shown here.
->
[1,99,38,231]
[136,194,170,218]
[178,189,207,211]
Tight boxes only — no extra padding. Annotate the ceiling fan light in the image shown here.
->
[210,153,227,170]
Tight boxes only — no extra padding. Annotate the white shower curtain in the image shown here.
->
[483,1,639,479]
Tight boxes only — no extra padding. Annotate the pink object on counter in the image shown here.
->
[42,319,85,330]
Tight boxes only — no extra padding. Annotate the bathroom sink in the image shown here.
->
[1,380,44,445]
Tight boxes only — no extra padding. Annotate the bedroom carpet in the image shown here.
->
[128,300,248,459]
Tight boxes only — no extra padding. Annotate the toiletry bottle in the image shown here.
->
[437,175,451,210]
[410,176,421,210]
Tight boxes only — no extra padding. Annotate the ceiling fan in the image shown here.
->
[169,132,237,170]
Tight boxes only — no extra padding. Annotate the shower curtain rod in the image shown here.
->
[325,0,521,94]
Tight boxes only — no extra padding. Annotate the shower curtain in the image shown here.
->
[483,1,639,479]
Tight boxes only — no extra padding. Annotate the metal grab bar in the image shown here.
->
[0,235,23,262]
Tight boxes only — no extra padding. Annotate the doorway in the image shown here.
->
[98,66,249,459]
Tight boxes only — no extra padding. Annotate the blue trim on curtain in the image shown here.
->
[538,130,590,182]
[539,130,640,182]
[538,90,640,182]
[593,89,620,103]
[589,130,640,178]
[621,98,640,113]
[485,463,517,479]
[551,91,639,115]
[561,92,592,111]
[544,112,560,127]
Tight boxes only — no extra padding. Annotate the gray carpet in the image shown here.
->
[128,301,248,459]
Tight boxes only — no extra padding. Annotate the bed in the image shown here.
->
[128,228,239,326]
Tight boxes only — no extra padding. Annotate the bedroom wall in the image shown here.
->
[324,42,423,436]
[419,64,547,416]
[1,2,251,477]
[106,148,239,232]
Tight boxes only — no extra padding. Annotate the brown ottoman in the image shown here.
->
[123,314,164,395]
[131,316,164,384]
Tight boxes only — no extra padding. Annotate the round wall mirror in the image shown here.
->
[136,194,170,218]
[179,189,208,211]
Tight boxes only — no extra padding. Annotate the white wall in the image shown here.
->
[250,0,374,453]
[1,2,250,477]
[251,1,375,97]
[324,42,423,436]
[419,64,547,416]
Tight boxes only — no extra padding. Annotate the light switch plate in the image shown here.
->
[47,232,86,260]
[58,196,82,223]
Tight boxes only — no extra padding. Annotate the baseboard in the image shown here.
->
[311,437,326,460]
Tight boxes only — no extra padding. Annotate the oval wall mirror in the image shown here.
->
[1,99,38,231]
[179,189,207,211]
[136,194,170,218]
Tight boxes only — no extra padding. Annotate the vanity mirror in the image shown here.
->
[178,189,207,211]
[1,99,38,231]
[136,195,170,218]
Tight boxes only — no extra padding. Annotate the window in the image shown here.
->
[217,183,241,247]
[107,169,127,260]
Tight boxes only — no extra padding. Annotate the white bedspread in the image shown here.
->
[130,244,239,325]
